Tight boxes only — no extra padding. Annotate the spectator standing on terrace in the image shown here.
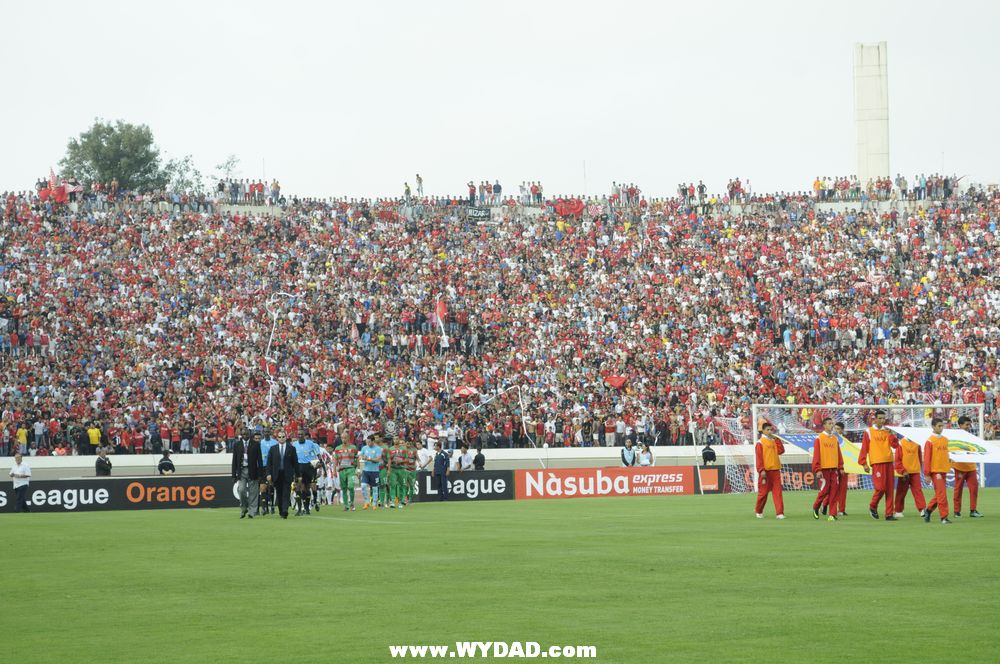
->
[87,423,101,455]
[158,449,175,475]
[416,174,423,196]
[621,439,636,467]
[95,448,112,476]
[417,442,433,475]
[8,451,31,512]
[180,421,194,454]
[457,444,473,472]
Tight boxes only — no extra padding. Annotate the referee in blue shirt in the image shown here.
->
[259,429,278,515]
[293,430,321,516]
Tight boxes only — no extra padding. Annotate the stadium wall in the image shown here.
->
[0,445,807,481]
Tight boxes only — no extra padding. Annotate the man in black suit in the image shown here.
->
[232,430,262,519]
[266,432,298,518]
[95,448,113,476]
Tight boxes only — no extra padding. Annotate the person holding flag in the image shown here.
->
[892,436,927,518]
[859,410,900,521]
[952,416,983,518]
[335,436,358,512]
[754,422,785,520]
[923,417,953,525]
[811,417,842,521]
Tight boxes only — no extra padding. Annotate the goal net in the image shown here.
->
[722,403,986,494]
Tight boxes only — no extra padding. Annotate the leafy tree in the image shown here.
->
[214,154,241,181]
[60,119,168,191]
[163,155,206,193]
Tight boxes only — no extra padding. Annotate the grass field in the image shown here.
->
[5,489,1000,663]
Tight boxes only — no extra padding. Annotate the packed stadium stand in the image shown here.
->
[2,174,997,456]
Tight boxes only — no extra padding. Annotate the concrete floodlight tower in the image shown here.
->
[854,42,890,187]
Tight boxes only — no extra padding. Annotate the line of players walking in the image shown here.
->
[231,429,421,519]
[755,412,983,524]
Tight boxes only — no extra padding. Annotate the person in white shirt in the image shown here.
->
[457,444,474,472]
[9,452,31,512]
[638,444,654,467]
[416,444,433,475]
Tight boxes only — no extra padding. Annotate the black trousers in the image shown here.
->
[436,473,449,500]
[14,485,29,512]
[273,472,293,516]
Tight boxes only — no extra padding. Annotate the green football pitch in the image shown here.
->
[5,490,999,663]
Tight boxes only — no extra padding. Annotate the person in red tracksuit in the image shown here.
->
[811,417,842,521]
[951,416,984,518]
[754,422,785,519]
[892,437,926,519]
[858,410,900,521]
[833,422,850,516]
[923,418,953,525]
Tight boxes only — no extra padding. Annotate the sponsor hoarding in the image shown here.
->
[697,467,721,493]
[515,467,694,500]
[726,463,823,493]
[0,476,239,513]
[413,470,514,502]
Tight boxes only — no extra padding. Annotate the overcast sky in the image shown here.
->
[2,0,998,198]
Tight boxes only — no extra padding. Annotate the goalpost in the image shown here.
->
[722,403,986,494]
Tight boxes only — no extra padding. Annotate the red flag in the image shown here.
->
[604,375,627,390]
[453,385,479,399]
[49,167,58,190]
[554,198,585,217]
[436,298,447,323]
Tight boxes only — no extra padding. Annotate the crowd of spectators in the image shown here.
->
[812,173,958,202]
[2,171,998,458]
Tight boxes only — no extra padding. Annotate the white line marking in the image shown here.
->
[307,514,410,525]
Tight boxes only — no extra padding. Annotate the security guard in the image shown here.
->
[433,441,451,501]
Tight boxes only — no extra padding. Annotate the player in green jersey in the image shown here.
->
[334,438,358,511]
